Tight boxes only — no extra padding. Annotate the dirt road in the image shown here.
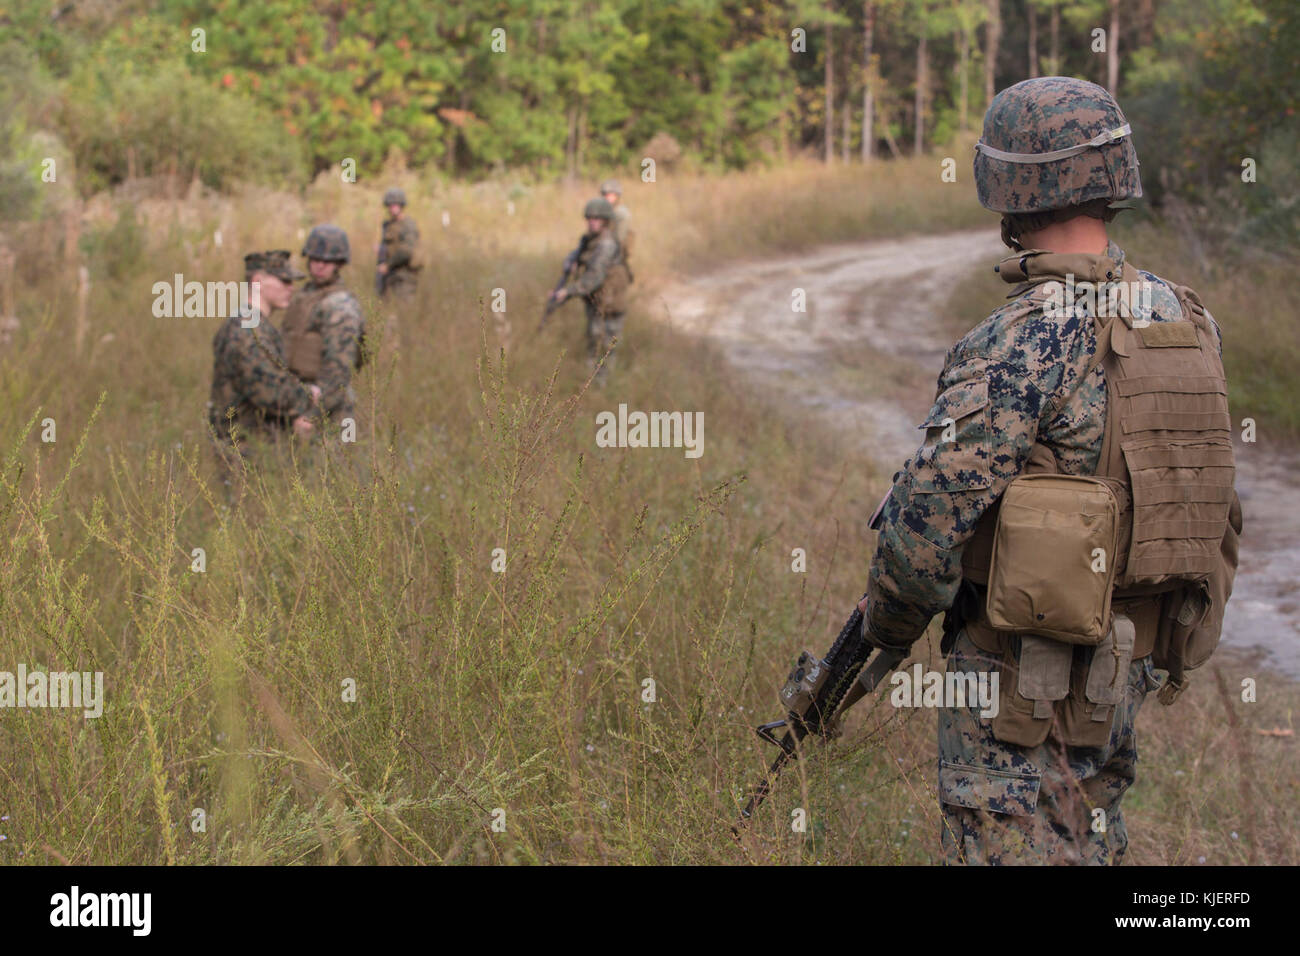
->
[658,229,1299,677]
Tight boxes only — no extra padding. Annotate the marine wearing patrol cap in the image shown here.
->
[244,249,305,283]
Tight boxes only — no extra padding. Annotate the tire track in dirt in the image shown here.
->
[657,229,1300,677]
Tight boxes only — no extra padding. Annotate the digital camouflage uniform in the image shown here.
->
[611,205,631,248]
[599,179,634,259]
[860,78,1230,865]
[208,251,313,472]
[566,198,631,384]
[379,188,420,300]
[281,225,366,423]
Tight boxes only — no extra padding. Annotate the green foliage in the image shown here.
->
[0,0,1294,216]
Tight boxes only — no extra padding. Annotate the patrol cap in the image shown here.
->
[244,249,305,282]
[599,179,622,196]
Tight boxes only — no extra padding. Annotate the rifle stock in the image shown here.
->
[734,604,904,833]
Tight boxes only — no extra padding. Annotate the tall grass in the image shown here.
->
[0,156,1293,864]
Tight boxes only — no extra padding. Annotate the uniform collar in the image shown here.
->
[996,241,1128,296]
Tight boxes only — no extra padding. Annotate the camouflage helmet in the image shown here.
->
[383,187,407,207]
[598,179,622,196]
[974,77,1142,214]
[583,197,615,220]
[302,224,350,264]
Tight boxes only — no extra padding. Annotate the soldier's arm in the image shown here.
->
[315,295,363,415]
[567,241,615,297]
[232,327,314,420]
[386,220,419,268]
[862,332,1079,651]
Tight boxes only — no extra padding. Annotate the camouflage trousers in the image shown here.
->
[586,305,624,384]
[937,629,1158,865]
[381,269,418,300]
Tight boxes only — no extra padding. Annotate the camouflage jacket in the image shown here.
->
[565,230,630,314]
[208,310,312,443]
[611,205,632,253]
[863,241,1224,651]
[281,275,365,418]
[381,216,420,271]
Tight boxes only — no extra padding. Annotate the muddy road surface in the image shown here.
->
[658,229,1299,678]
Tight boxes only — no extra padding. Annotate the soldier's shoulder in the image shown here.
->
[212,313,246,349]
[1129,266,1186,323]
[319,288,362,323]
[951,285,1073,364]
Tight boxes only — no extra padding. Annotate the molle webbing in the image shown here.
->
[961,264,1234,597]
[1096,285,1234,588]
[280,284,333,381]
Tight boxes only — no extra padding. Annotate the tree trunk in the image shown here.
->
[1107,0,1120,94]
[565,105,576,180]
[1028,2,1039,78]
[882,103,903,159]
[842,93,851,162]
[914,30,927,155]
[984,0,1001,104]
[1138,0,1155,47]
[959,23,970,132]
[862,2,875,162]
[576,104,587,178]
[1049,2,1060,75]
[825,21,835,163]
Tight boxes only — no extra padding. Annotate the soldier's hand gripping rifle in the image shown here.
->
[733,603,904,834]
[537,236,589,332]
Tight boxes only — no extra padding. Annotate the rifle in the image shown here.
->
[538,235,589,331]
[734,602,905,833]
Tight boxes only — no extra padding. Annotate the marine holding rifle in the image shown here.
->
[745,78,1242,866]
[541,197,632,386]
[856,77,1241,864]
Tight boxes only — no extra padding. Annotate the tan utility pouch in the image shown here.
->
[990,614,1136,748]
[985,474,1120,644]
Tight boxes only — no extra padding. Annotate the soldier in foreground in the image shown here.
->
[281,224,366,426]
[376,188,420,301]
[547,198,631,385]
[850,78,1241,863]
[208,250,318,479]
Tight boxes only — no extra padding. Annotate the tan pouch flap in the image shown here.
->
[986,474,1120,644]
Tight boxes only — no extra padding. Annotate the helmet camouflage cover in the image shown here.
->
[583,197,615,220]
[383,187,407,206]
[598,179,622,196]
[301,223,351,263]
[974,76,1142,214]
